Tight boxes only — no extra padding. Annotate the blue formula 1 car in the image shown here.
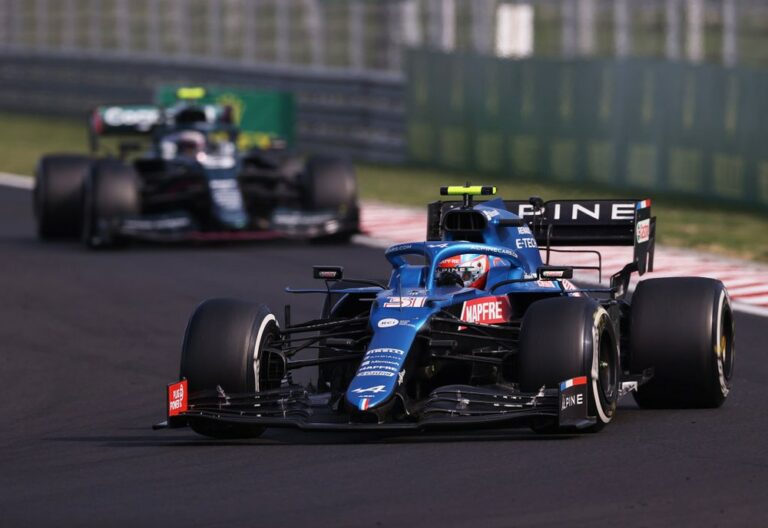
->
[33,88,359,248]
[157,186,735,437]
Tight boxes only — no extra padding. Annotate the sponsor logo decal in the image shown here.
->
[367,347,405,356]
[377,318,399,328]
[535,279,558,289]
[561,392,585,410]
[351,385,388,395]
[356,348,406,378]
[559,376,588,411]
[636,218,650,243]
[462,245,518,258]
[383,297,427,308]
[517,226,532,235]
[358,364,398,373]
[209,179,243,210]
[512,202,637,221]
[459,296,511,327]
[560,376,587,391]
[103,106,160,129]
[167,380,188,417]
[385,243,412,254]
[515,237,537,249]
[361,359,400,367]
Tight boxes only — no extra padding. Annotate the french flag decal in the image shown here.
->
[560,376,588,391]
[636,199,651,209]
[359,398,370,411]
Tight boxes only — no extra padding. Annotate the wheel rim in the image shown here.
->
[719,304,735,381]
[597,329,617,403]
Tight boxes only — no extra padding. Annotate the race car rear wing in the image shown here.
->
[90,105,163,136]
[427,197,656,297]
[88,102,234,152]
[87,105,162,154]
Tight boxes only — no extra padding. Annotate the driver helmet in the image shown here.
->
[437,254,490,289]
[167,130,206,158]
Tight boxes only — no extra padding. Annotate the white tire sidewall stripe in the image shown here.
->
[591,306,612,424]
[715,289,730,397]
[253,314,277,392]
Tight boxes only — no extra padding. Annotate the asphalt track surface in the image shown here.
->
[1,185,767,527]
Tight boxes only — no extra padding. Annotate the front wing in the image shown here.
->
[106,208,355,242]
[156,378,594,432]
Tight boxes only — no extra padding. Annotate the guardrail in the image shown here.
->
[0,50,406,163]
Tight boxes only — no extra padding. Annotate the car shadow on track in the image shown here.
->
[46,405,655,448]
[47,427,582,448]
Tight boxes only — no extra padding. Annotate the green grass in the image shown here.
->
[2,110,767,262]
[0,112,90,174]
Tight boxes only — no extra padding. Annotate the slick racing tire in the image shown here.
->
[518,297,619,433]
[81,159,140,249]
[630,278,734,409]
[34,154,92,239]
[302,156,359,241]
[180,299,281,438]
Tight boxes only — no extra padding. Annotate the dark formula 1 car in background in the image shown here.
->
[33,88,359,248]
[157,186,735,437]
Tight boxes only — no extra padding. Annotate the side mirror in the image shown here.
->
[313,266,344,280]
[537,265,574,280]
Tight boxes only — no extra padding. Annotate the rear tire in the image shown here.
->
[630,277,734,408]
[302,156,359,241]
[81,159,140,248]
[34,154,92,239]
[518,297,619,433]
[180,299,280,438]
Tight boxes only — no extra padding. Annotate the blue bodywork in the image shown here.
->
[344,198,570,412]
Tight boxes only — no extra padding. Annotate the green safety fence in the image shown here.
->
[406,49,768,211]
[156,85,295,150]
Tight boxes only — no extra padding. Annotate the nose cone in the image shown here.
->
[345,312,424,412]
[346,345,406,411]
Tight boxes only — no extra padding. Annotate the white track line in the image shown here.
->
[0,172,33,189]
[2,171,767,318]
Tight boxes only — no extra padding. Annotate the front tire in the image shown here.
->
[630,277,735,408]
[81,159,140,248]
[180,299,281,438]
[34,154,92,239]
[518,297,619,433]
